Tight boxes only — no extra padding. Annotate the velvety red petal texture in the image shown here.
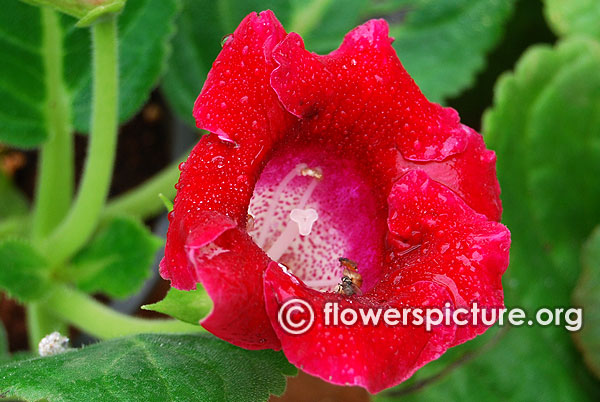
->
[263,262,457,394]
[263,171,509,392]
[269,20,501,222]
[271,21,468,163]
[384,170,510,343]
[161,9,510,392]
[160,10,292,348]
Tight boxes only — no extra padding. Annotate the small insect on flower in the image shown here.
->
[335,257,363,296]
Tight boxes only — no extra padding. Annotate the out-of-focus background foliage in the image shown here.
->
[1,0,600,401]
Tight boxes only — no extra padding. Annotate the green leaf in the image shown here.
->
[525,49,600,285]
[0,1,46,147]
[162,0,367,126]
[377,326,597,402]
[0,0,177,147]
[0,333,296,401]
[544,0,600,39]
[0,171,28,221]
[0,238,50,302]
[376,37,600,402]
[485,37,600,303]
[388,0,516,102]
[70,216,162,299]
[142,284,212,325]
[573,226,600,379]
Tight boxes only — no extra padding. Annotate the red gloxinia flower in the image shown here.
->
[160,10,510,393]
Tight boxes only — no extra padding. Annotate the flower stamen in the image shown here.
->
[264,166,322,261]
[256,163,307,247]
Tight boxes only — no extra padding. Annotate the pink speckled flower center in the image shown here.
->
[248,144,387,292]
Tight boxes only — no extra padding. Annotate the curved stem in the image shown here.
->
[42,16,119,265]
[288,0,332,36]
[46,284,204,339]
[26,303,66,350]
[32,8,74,240]
[103,152,188,220]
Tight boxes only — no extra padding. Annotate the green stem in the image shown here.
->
[42,16,119,265]
[288,0,332,36]
[32,8,74,240]
[26,303,66,350]
[103,152,188,220]
[46,284,204,339]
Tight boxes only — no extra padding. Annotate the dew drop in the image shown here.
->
[221,34,233,47]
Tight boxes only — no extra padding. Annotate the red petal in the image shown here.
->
[263,262,457,393]
[384,170,510,343]
[269,19,501,221]
[395,126,503,222]
[262,170,509,391]
[161,10,291,348]
[167,210,280,350]
[271,19,468,163]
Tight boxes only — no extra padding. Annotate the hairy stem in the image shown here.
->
[32,8,74,240]
[103,152,188,220]
[26,303,66,350]
[42,16,119,265]
[46,284,204,339]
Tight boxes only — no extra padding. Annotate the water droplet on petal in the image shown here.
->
[221,34,233,47]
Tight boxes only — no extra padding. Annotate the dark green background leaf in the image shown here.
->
[0,238,50,302]
[573,226,600,379]
[162,0,367,126]
[0,0,177,147]
[71,216,162,299]
[142,284,212,325]
[0,1,46,147]
[0,333,296,402]
[388,0,516,103]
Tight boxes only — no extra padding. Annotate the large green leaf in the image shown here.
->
[524,47,600,283]
[485,38,600,304]
[0,0,177,147]
[377,37,600,401]
[0,1,46,147]
[573,226,600,379]
[0,333,296,401]
[161,0,367,126]
[142,284,212,325]
[544,0,600,39]
[388,0,516,103]
[70,216,162,299]
[0,238,50,302]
